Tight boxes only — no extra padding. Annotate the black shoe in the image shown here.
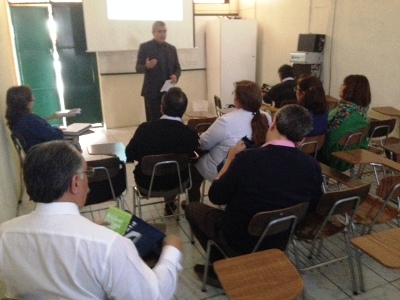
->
[194,264,222,289]
[181,200,187,210]
[164,201,177,216]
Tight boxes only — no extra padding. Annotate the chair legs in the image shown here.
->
[293,230,358,295]
[202,240,228,292]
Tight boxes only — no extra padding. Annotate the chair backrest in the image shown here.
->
[248,202,309,252]
[214,95,222,116]
[141,153,189,177]
[370,181,400,229]
[299,134,326,158]
[315,183,371,217]
[375,175,400,200]
[338,127,368,150]
[367,118,396,146]
[85,157,126,206]
[187,117,217,135]
[141,153,190,196]
[10,132,27,164]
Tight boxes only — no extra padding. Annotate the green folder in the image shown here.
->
[104,207,132,235]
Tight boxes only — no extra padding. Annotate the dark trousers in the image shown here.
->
[185,202,226,262]
[144,94,163,122]
[188,164,204,203]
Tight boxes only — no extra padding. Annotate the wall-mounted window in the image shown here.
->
[193,0,229,3]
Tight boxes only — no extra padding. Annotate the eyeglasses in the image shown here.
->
[78,166,95,178]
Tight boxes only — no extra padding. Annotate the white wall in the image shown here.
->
[254,0,400,114]
[99,70,207,128]
[0,0,20,223]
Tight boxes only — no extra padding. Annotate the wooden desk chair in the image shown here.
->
[382,136,400,162]
[82,157,127,220]
[214,249,303,300]
[132,153,191,221]
[201,202,309,292]
[334,126,368,175]
[293,183,371,295]
[187,117,217,135]
[10,133,27,203]
[352,227,400,292]
[299,133,326,159]
[214,95,222,117]
[354,177,400,234]
[357,118,397,183]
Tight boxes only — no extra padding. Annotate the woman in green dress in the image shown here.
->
[322,75,371,171]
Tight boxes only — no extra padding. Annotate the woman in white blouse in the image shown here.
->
[188,80,272,203]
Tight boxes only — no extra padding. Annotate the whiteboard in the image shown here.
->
[83,0,194,51]
[97,15,218,74]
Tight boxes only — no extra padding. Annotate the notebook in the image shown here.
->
[55,108,81,118]
[63,123,91,136]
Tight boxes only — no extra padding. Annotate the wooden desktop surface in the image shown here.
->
[351,227,400,269]
[332,149,400,172]
[382,137,400,156]
[87,142,126,162]
[214,249,303,300]
[184,111,216,119]
[372,106,400,117]
[319,162,364,188]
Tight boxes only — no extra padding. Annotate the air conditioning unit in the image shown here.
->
[290,52,322,64]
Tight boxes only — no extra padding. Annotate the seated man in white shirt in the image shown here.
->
[0,140,183,300]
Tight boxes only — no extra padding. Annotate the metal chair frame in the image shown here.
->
[133,153,191,221]
[82,157,127,220]
[293,184,371,295]
[201,202,309,292]
[10,133,27,203]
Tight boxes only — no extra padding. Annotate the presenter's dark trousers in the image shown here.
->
[144,93,163,122]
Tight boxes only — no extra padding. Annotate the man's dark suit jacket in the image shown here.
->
[263,79,296,108]
[136,39,181,99]
[125,119,198,191]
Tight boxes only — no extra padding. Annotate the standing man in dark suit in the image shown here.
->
[136,21,181,121]
[125,87,198,215]
[263,64,296,108]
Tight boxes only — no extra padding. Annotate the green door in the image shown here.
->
[10,5,60,125]
[52,3,102,124]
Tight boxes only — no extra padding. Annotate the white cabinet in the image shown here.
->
[206,19,257,108]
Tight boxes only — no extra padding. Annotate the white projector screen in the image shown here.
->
[82,0,194,52]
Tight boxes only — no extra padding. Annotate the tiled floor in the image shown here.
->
[9,126,400,299]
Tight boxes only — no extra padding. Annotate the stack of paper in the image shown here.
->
[55,108,81,118]
[62,123,91,136]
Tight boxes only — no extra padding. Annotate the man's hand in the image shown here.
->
[215,140,247,180]
[226,140,247,161]
[163,235,184,253]
[170,74,178,84]
[145,57,158,69]
[94,220,110,226]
